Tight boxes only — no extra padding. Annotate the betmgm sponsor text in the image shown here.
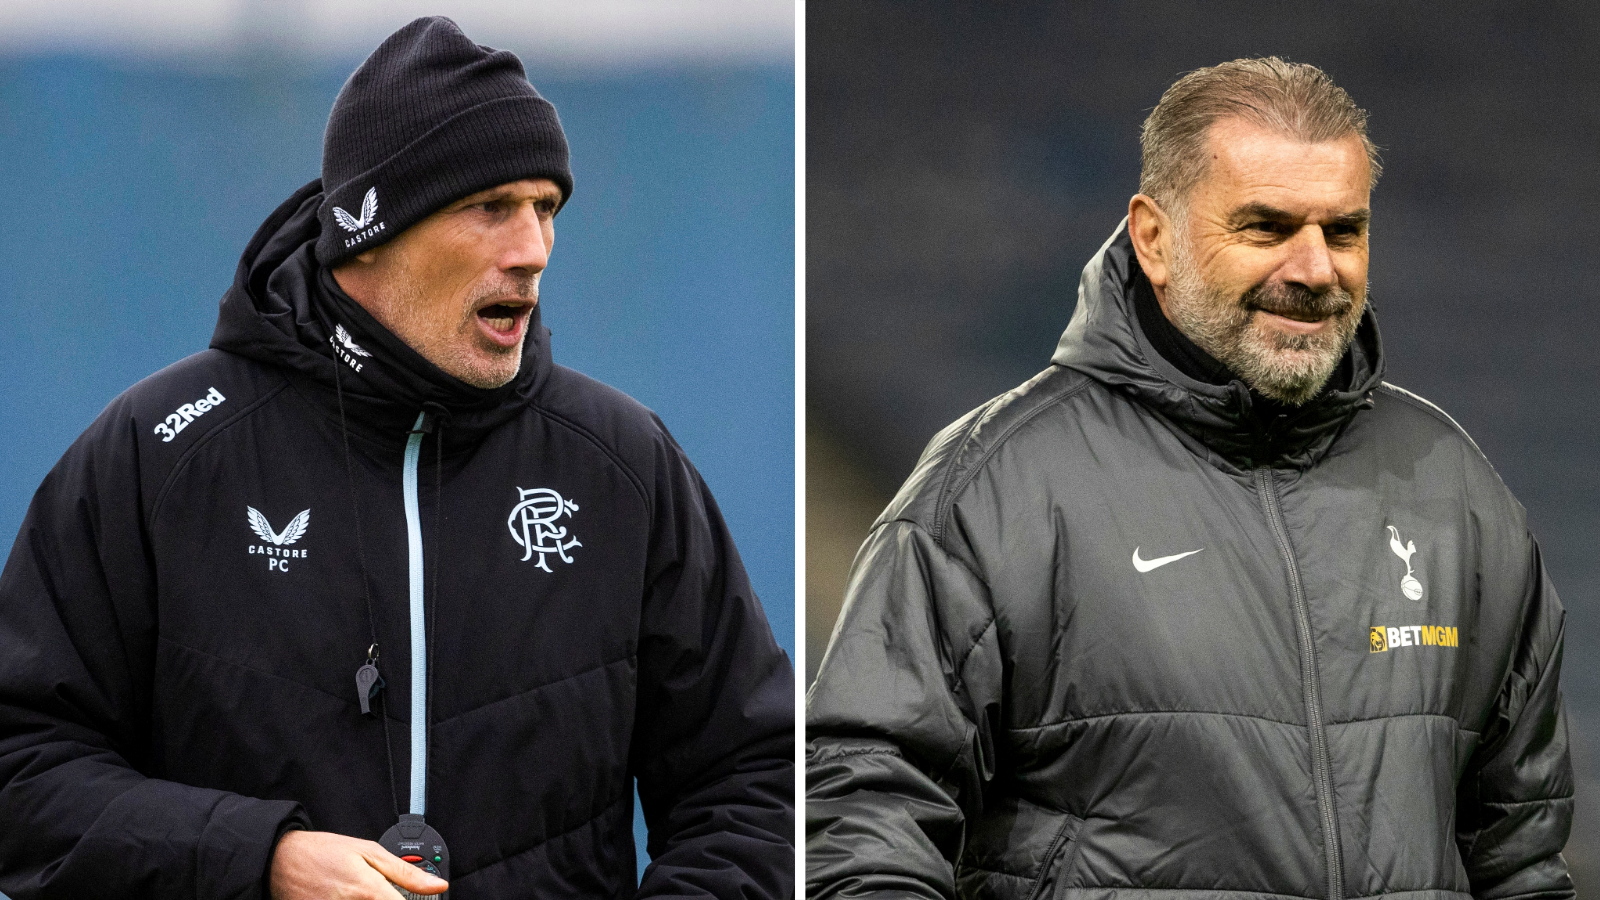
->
[1370,624,1459,653]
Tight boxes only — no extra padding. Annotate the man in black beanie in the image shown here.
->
[318,15,574,394]
[0,16,794,900]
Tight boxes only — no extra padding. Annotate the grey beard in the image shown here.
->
[388,274,535,390]
[1164,240,1362,406]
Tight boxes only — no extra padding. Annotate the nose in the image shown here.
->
[500,206,551,276]
[1279,225,1338,292]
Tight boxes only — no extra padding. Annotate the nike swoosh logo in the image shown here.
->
[1132,546,1203,573]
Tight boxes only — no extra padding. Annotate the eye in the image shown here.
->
[1324,222,1365,244]
[474,199,508,214]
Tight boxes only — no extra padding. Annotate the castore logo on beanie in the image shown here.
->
[332,187,381,233]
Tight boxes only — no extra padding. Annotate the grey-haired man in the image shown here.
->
[808,57,1571,899]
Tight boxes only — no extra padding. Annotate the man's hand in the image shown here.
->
[270,829,449,900]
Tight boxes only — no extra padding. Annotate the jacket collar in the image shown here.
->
[1051,220,1385,470]
[210,178,553,451]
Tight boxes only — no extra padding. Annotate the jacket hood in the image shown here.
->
[211,178,553,449]
[1051,220,1385,470]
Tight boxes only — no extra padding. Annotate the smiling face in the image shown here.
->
[332,178,560,389]
[1129,117,1372,404]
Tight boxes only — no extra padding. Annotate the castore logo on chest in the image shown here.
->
[246,506,310,572]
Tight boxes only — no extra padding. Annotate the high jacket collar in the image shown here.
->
[1051,220,1386,472]
[210,179,553,452]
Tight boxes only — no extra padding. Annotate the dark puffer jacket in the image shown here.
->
[806,224,1572,900]
[0,180,794,899]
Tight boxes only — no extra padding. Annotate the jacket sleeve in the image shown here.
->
[805,518,1002,900]
[1457,533,1574,900]
[0,416,308,900]
[631,436,795,900]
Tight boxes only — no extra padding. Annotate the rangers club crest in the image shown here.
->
[507,487,581,572]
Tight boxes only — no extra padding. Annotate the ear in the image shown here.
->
[353,248,379,265]
[1127,193,1175,292]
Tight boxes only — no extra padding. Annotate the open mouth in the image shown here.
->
[475,300,534,346]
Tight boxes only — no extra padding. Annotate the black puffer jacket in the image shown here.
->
[807,224,1572,900]
[0,180,794,899]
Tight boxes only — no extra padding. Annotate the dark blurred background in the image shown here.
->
[0,0,792,886]
[806,0,1598,884]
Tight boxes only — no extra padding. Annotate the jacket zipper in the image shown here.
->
[403,410,429,815]
[1254,468,1343,900]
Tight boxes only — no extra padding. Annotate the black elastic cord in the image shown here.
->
[333,359,401,822]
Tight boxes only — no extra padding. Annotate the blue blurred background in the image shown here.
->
[0,0,793,887]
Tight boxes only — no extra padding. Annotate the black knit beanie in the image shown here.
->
[316,16,573,267]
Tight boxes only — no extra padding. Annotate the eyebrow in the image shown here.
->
[460,186,562,206]
[1230,202,1370,229]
